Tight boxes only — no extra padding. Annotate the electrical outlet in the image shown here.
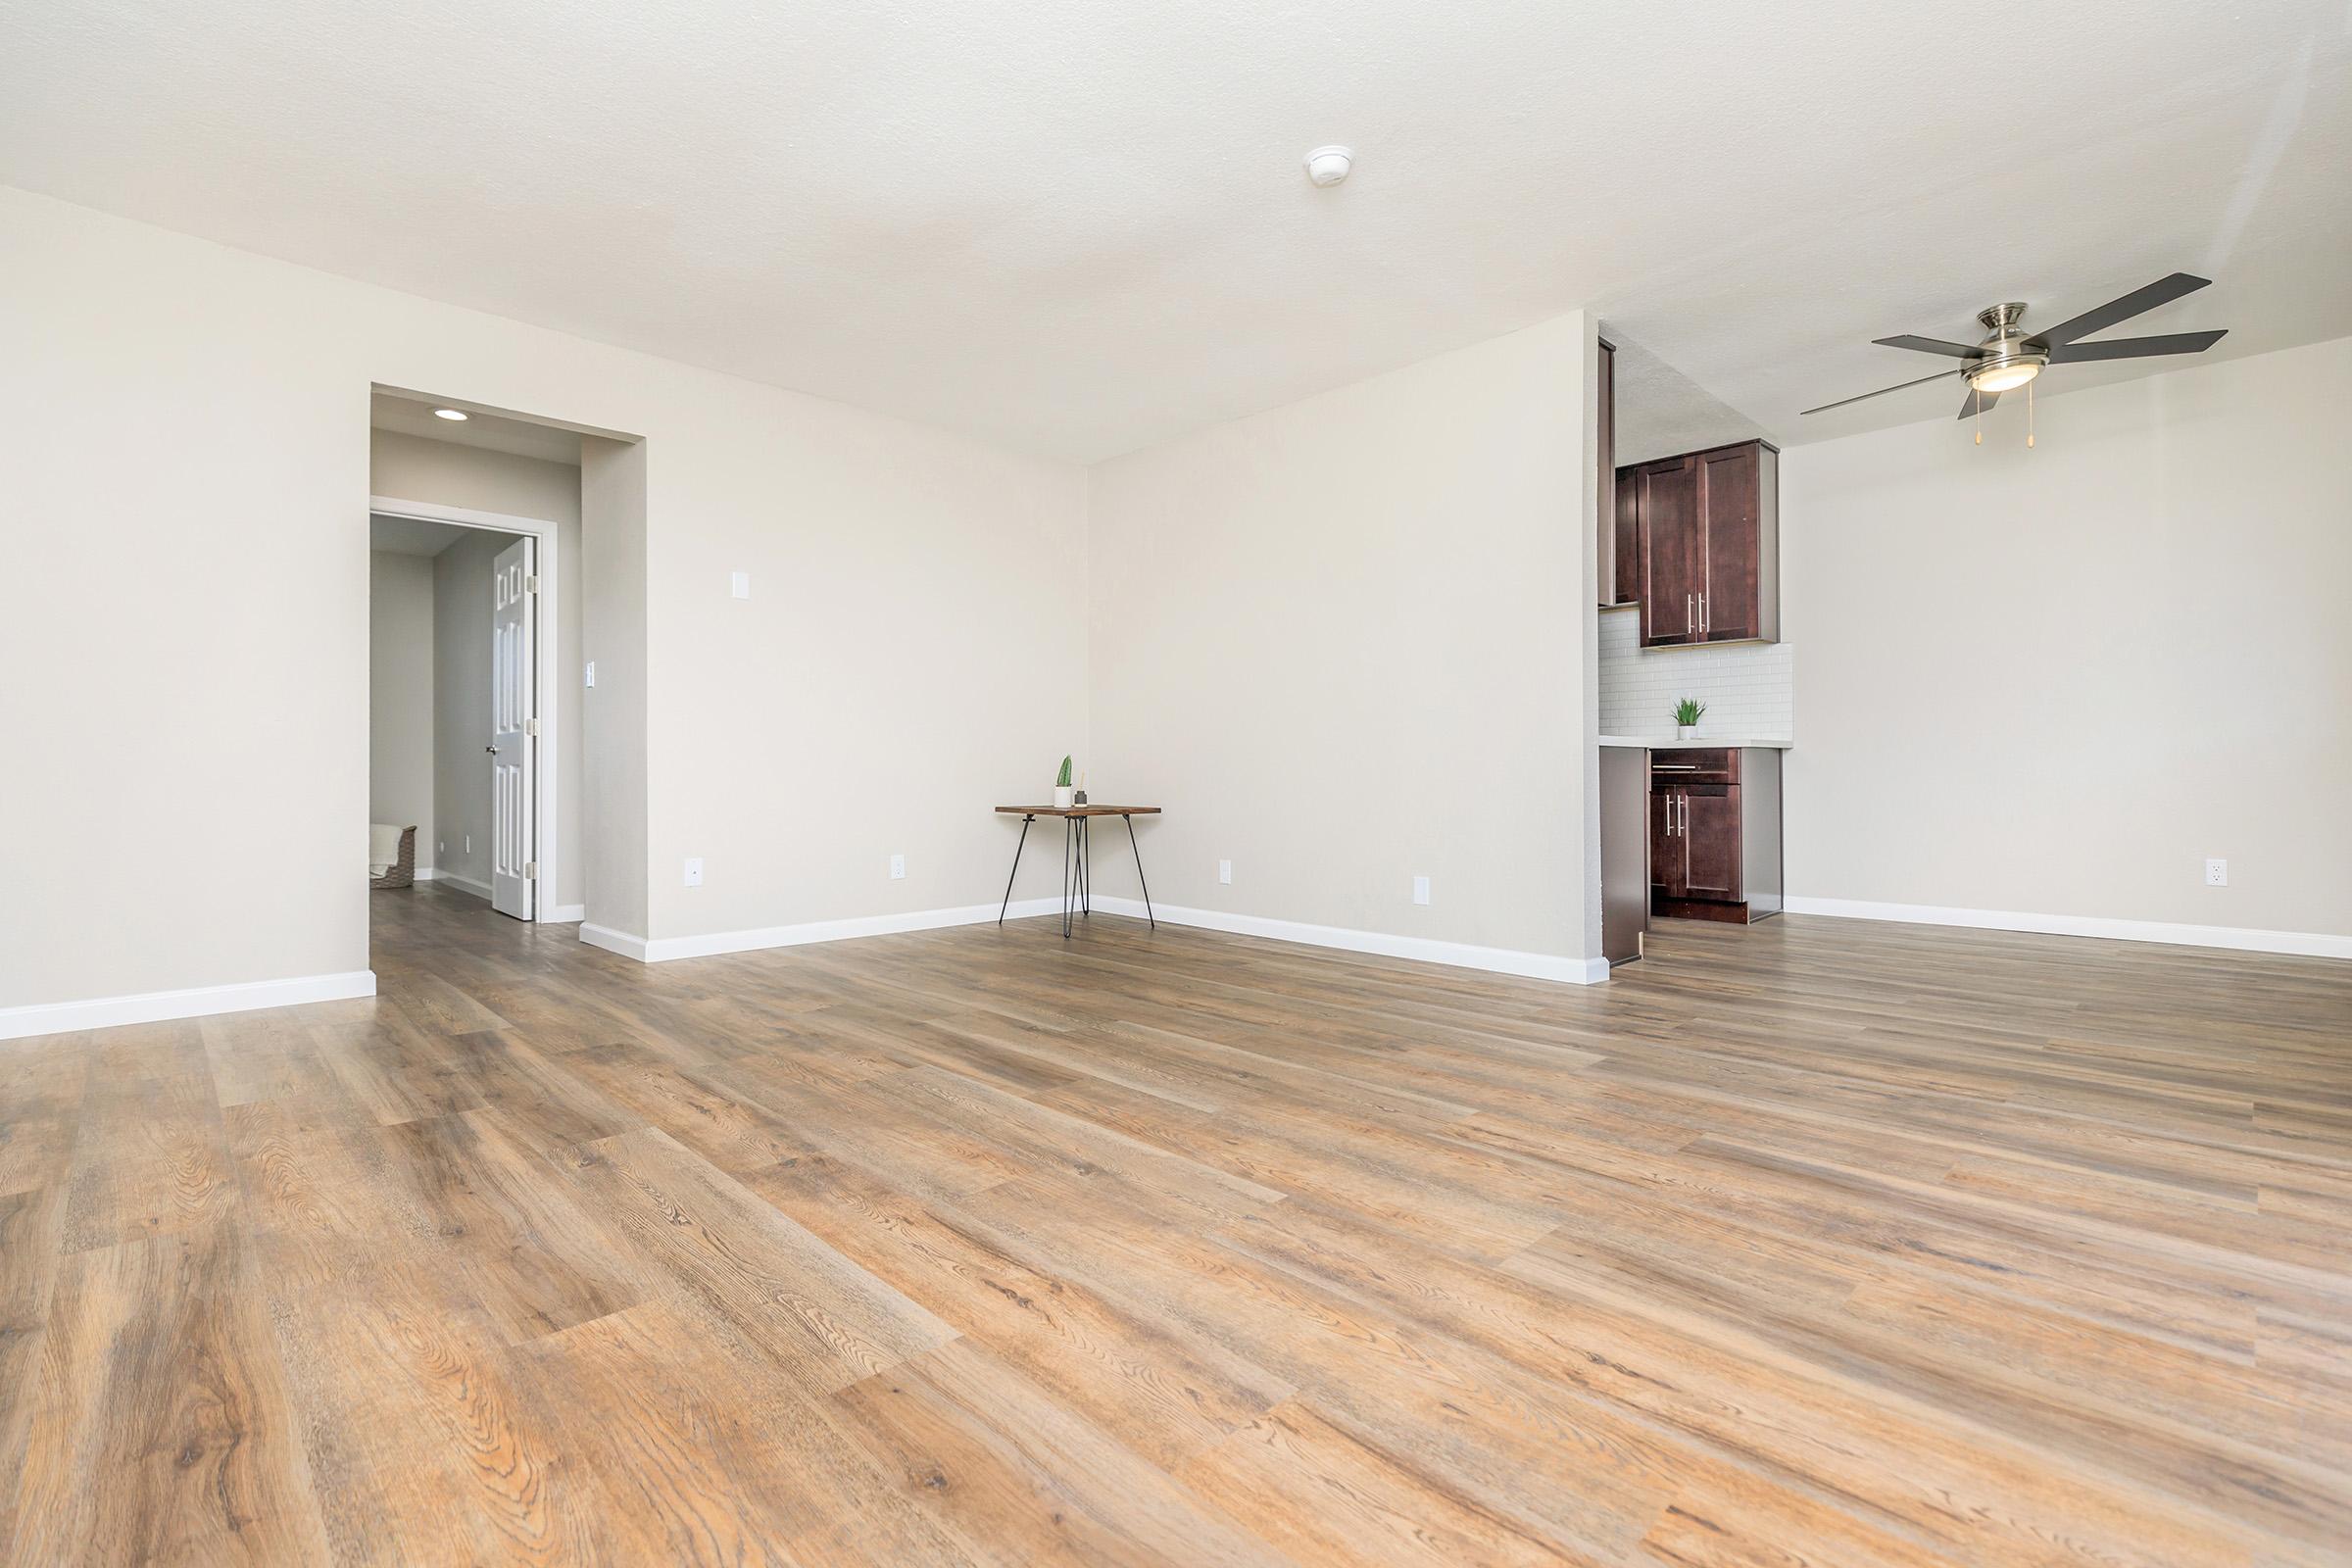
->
[583,661,596,688]
[2204,858,2228,887]
[683,857,704,888]
[1412,875,1431,906]
[1218,858,1233,885]
[890,854,906,880]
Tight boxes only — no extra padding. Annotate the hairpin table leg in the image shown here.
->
[1061,816,1075,939]
[998,813,1033,925]
[1123,812,1155,929]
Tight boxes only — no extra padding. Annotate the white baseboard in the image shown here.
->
[578,922,652,960]
[417,869,577,924]
[1783,895,2352,960]
[578,895,1606,984]
[1088,897,1609,985]
[412,864,438,881]
[0,969,377,1043]
[595,899,1065,963]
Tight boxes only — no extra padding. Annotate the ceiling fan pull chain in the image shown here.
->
[2028,378,2035,448]
[1974,384,1982,445]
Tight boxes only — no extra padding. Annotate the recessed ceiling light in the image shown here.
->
[433,408,468,421]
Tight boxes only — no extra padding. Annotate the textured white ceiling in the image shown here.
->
[371,391,584,466]
[5,2,2347,461]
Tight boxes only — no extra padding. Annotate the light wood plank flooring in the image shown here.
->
[4,885,2349,1565]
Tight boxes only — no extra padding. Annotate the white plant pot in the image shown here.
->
[1054,785,1076,808]
[1676,724,1698,741]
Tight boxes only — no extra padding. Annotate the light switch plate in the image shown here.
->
[1412,875,1431,906]
[583,661,596,688]
[730,570,751,599]
[1218,859,1233,885]
[683,857,704,888]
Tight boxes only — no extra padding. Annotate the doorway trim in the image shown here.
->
[368,493,576,924]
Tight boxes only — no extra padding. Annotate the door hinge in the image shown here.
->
[525,573,541,594]
[525,717,541,737]
[523,860,538,879]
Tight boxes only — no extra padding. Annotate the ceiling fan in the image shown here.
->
[1800,272,2229,421]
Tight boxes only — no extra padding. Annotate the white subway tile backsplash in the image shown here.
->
[1597,606,1793,741]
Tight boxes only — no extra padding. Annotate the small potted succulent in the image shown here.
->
[1054,755,1076,809]
[1673,697,1706,741]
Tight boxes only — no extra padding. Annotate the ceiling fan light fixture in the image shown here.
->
[1798,275,2227,422]
[1967,360,2043,394]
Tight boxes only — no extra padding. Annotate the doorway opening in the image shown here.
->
[368,392,582,924]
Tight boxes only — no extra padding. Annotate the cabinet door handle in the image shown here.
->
[1686,593,1694,633]
[1698,593,1707,635]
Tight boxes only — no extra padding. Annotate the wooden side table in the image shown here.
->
[995,806,1160,938]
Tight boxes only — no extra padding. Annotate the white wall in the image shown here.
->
[579,436,651,942]
[372,428,580,519]
[640,380,1090,948]
[1782,334,2352,949]
[368,551,435,856]
[372,430,584,910]
[0,187,1087,1014]
[1085,313,1599,977]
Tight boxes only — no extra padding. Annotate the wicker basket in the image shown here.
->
[371,826,417,891]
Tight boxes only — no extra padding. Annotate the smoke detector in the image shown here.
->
[1303,146,1353,187]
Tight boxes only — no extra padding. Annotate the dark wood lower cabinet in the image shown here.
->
[1679,785,1742,902]
[1651,748,1783,924]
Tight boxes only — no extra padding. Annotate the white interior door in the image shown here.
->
[490,537,536,920]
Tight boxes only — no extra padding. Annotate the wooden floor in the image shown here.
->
[3,888,2349,1566]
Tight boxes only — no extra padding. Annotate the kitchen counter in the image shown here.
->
[1599,735,1792,750]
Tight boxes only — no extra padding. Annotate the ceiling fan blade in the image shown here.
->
[2046,329,2228,364]
[2034,272,2210,347]
[1956,385,2001,419]
[1800,368,1960,416]
[1873,334,1981,359]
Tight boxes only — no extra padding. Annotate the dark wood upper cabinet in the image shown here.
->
[1624,438,1779,647]
[1612,455,1641,607]
[1636,457,1704,646]
[1596,340,1642,607]
[1695,445,1759,641]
